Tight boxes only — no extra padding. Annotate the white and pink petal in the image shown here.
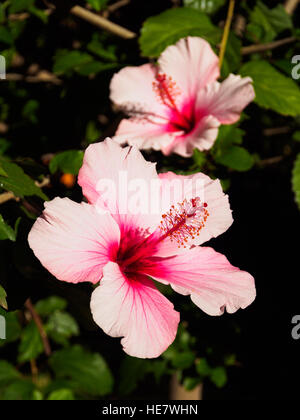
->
[28,197,120,284]
[78,138,161,233]
[110,63,168,117]
[154,171,233,250]
[158,37,220,101]
[147,246,256,316]
[90,262,180,358]
[196,74,255,125]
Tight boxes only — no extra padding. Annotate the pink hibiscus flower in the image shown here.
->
[28,139,256,358]
[110,36,255,157]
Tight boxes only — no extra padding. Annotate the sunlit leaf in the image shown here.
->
[140,8,220,58]
[240,60,300,117]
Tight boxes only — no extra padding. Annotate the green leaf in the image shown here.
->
[29,6,48,23]
[87,34,117,62]
[53,50,93,75]
[195,358,211,377]
[293,131,300,142]
[0,139,10,155]
[119,356,150,395]
[1,380,35,400]
[183,376,202,391]
[0,158,47,200]
[22,99,39,124]
[76,61,118,76]
[18,321,43,363]
[184,0,225,14]
[45,311,79,346]
[0,27,13,45]
[0,361,20,386]
[35,296,67,317]
[247,1,292,43]
[0,214,17,242]
[221,33,241,78]
[292,153,300,210]
[9,0,35,13]
[216,146,254,171]
[32,390,43,400]
[171,350,195,369]
[0,308,21,346]
[49,345,114,396]
[47,388,75,400]
[86,121,101,144]
[0,285,8,309]
[86,0,108,12]
[139,8,220,58]
[49,150,84,175]
[240,60,300,117]
[210,366,227,388]
[213,124,248,171]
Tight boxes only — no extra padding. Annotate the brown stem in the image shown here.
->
[263,126,290,136]
[258,156,284,166]
[9,5,136,39]
[30,359,39,380]
[25,298,51,357]
[241,36,297,55]
[70,5,136,39]
[6,72,62,84]
[107,0,130,13]
[284,0,299,14]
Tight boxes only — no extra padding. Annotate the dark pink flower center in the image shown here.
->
[153,73,199,135]
[116,197,209,276]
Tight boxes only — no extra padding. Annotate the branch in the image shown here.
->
[241,36,297,55]
[0,192,19,205]
[257,156,284,166]
[70,5,136,39]
[219,0,235,69]
[0,177,50,205]
[25,298,52,357]
[6,71,62,84]
[107,0,130,13]
[284,0,299,14]
[9,5,136,39]
[263,126,290,136]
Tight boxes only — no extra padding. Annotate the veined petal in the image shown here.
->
[197,74,255,124]
[158,37,220,101]
[110,63,168,116]
[113,118,175,151]
[28,198,120,284]
[78,138,161,233]
[155,171,233,250]
[90,262,180,358]
[147,247,256,316]
[161,115,220,157]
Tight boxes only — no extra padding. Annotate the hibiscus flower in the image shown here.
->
[110,37,255,157]
[28,139,255,358]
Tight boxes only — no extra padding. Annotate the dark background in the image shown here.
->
[0,0,300,400]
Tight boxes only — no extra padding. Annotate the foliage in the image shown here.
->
[0,0,299,400]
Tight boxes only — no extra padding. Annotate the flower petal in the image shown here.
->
[161,115,220,157]
[147,247,256,316]
[158,37,220,100]
[90,262,180,358]
[156,171,233,250]
[197,74,255,124]
[110,63,167,116]
[78,138,160,233]
[113,118,175,151]
[28,197,120,284]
